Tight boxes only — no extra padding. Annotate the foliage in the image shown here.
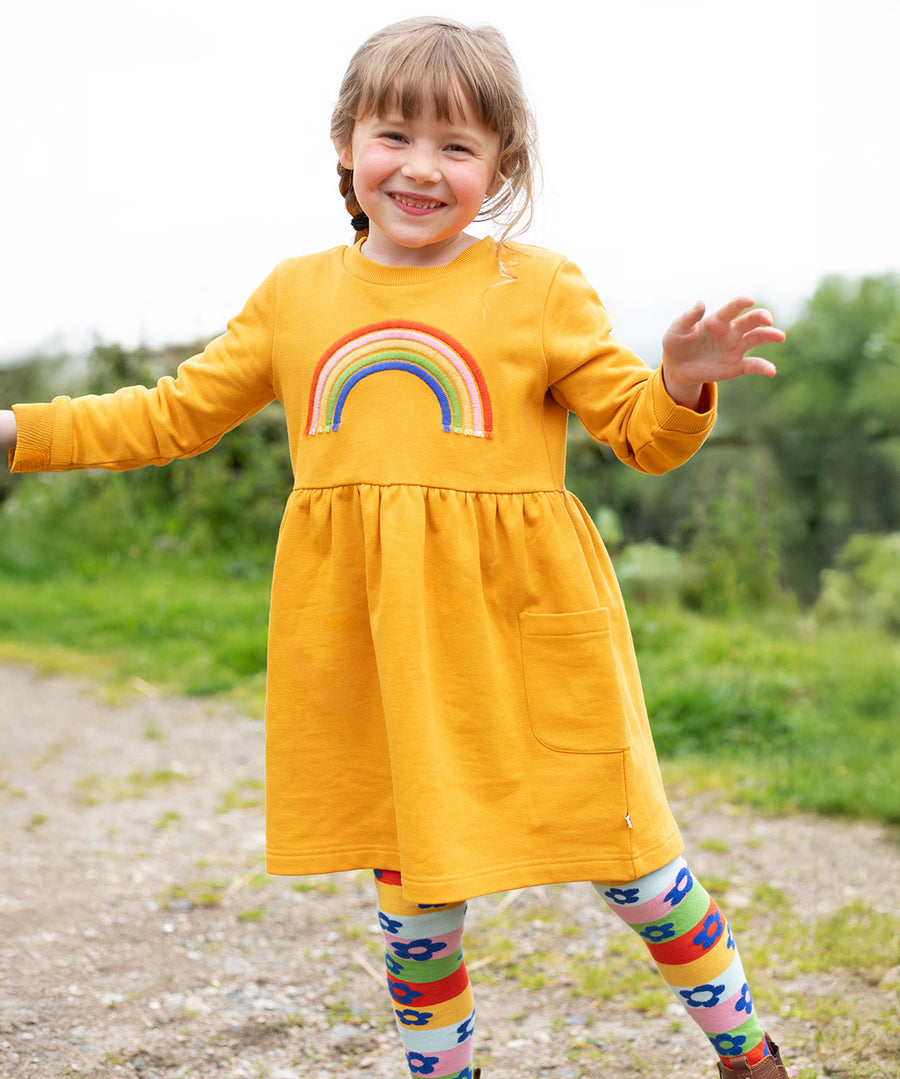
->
[569,432,787,614]
[0,339,293,569]
[718,274,900,599]
[815,532,900,633]
[613,542,689,607]
[6,271,900,610]
[0,352,67,505]
[634,606,900,823]
[570,273,900,606]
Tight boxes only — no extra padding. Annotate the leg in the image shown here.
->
[374,869,476,1079]
[594,857,784,1073]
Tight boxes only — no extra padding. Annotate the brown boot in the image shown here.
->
[717,1035,788,1078]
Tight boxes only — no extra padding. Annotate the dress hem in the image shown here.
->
[265,828,684,904]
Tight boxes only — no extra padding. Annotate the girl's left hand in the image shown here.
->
[660,297,786,408]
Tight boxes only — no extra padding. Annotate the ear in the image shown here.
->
[335,140,353,170]
[487,169,506,199]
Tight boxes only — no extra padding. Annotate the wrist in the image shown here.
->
[660,359,704,411]
[0,409,18,451]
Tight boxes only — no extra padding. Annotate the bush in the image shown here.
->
[614,542,688,607]
[815,533,900,633]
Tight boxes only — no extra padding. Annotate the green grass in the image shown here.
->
[633,607,900,823]
[0,556,270,704]
[0,558,898,824]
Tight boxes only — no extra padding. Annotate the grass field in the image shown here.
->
[0,557,897,825]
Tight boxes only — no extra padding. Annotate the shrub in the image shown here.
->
[815,533,900,633]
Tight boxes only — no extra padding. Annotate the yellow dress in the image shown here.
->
[10,238,716,902]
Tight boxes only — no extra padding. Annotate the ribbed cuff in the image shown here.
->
[9,399,73,472]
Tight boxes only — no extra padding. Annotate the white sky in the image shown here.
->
[1,0,898,365]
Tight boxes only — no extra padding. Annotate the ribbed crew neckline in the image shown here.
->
[342,236,496,285]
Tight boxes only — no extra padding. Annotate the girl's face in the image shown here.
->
[338,99,502,268]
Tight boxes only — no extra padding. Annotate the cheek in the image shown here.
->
[354,147,396,188]
[453,167,494,208]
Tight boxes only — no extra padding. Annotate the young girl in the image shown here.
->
[0,17,789,1079]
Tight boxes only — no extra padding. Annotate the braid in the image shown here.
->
[337,163,368,240]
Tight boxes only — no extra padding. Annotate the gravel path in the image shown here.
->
[1,664,898,1079]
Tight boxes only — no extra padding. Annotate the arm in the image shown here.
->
[544,259,719,475]
[0,410,15,451]
[660,297,785,409]
[7,268,279,474]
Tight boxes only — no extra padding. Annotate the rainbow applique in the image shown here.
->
[305,321,493,438]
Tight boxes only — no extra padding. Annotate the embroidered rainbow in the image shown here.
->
[305,321,493,438]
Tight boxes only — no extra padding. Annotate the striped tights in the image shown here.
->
[375,857,771,1076]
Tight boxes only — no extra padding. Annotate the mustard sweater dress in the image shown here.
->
[10,238,716,903]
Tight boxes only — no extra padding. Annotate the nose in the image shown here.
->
[401,143,441,184]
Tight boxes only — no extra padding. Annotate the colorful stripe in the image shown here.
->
[595,856,767,1070]
[376,869,475,1079]
[400,1007,476,1051]
[306,321,493,438]
[405,1040,474,1076]
[387,960,471,1005]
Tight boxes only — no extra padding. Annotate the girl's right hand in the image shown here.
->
[0,410,17,451]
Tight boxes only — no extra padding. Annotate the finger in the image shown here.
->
[741,325,787,350]
[741,355,777,378]
[714,296,757,323]
[670,299,706,333]
[732,307,775,332]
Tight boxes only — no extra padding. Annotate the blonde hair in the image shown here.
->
[330,17,538,245]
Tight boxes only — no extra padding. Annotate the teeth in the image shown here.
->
[392,194,442,209]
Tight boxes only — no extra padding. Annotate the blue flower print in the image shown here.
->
[395,1008,434,1026]
[393,938,448,961]
[456,1014,475,1043]
[664,866,693,907]
[726,925,735,950]
[407,1052,441,1075]
[640,922,676,943]
[604,886,640,906]
[692,910,724,951]
[389,981,424,1005]
[384,953,404,975]
[379,912,403,934]
[736,983,753,1014]
[679,982,725,1009]
[711,1033,747,1057]
[418,903,448,909]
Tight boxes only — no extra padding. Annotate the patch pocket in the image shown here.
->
[519,608,629,754]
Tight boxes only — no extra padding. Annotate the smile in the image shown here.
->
[388,192,445,211]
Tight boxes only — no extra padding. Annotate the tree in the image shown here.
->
[720,274,900,599]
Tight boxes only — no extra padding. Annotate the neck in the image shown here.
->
[359,230,480,269]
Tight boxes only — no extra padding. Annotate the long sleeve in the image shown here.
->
[542,258,716,475]
[10,268,279,474]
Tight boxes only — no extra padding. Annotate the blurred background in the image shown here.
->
[0,0,898,824]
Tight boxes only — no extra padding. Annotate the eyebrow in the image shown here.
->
[374,113,496,144]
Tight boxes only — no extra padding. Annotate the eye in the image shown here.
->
[445,144,473,155]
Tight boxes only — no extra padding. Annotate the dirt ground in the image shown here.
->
[1,663,898,1079]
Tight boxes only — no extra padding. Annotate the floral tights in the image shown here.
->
[375,856,771,1077]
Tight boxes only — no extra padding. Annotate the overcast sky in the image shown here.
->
[1,0,898,366]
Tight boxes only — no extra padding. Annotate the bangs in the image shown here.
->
[349,30,509,135]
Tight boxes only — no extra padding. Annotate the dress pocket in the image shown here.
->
[519,608,629,754]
